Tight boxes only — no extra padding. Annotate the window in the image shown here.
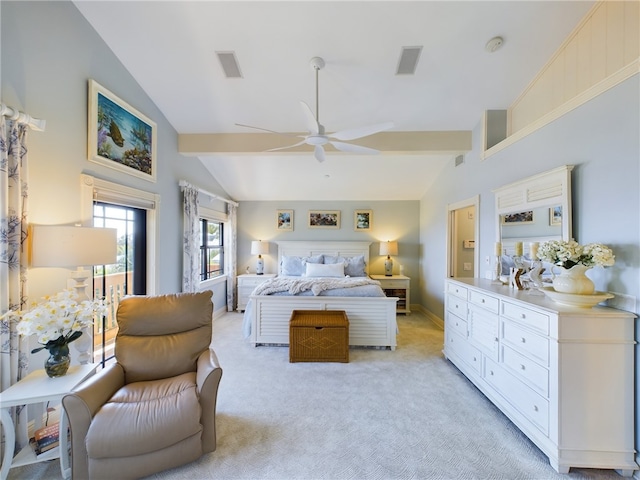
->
[200,219,224,281]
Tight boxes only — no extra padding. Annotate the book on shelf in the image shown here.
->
[30,422,60,456]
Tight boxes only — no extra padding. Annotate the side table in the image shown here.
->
[1,363,99,480]
[370,274,411,314]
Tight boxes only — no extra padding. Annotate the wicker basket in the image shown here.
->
[289,310,349,363]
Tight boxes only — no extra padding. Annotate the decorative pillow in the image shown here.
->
[304,262,345,278]
[281,255,323,276]
[323,255,367,277]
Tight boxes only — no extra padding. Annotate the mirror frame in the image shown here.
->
[493,165,573,255]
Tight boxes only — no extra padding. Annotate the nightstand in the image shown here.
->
[0,363,99,480]
[237,273,276,311]
[370,274,411,314]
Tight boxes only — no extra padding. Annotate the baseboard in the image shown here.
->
[412,305,444,330]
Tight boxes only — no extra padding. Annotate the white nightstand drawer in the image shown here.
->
[380,279,408,288]
[239,276,271,288]
[446,312,468,338]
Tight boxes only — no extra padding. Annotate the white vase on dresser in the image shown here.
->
[443,278,637,476]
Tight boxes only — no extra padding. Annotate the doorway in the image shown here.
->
[447,196,479,278]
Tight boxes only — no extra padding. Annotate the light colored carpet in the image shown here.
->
[8,311,621,480]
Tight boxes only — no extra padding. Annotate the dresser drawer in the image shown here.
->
[501,301,549,335]
[468,290,499,314]
[446,311,468,338]
[447,282,468,300]
[484,357,549,436]
[446,330,481,375]
[502,345,549,397]
[501,320,549,367]
[380,279,408,289]
[446,295,468,319]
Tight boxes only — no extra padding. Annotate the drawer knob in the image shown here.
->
[489,370,494,376]
[521,313,526,319]
[533,405,539,412]
[521,337,526,343]
[481,299,485,303]
[473,356,477,361]
[494,337,499,342]
[520,364,526,370]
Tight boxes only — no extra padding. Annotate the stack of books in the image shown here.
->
[29,422,59,456]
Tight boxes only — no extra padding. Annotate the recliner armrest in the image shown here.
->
[62,363,126,479]
[196,348,223,453]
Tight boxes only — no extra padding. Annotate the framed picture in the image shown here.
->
[88,79,157,182]
[354,210,372,231]
[501,210,534,225]
[550,205,562,226]
[308,210,340,229]
[277,210,293,231]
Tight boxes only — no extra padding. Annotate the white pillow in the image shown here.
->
[304,262,345,278]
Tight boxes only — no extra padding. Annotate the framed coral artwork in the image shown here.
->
[88,79,157,182]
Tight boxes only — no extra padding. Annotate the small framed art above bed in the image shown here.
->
[242,241,399,350]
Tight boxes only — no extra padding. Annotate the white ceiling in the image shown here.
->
[74,1,594,201]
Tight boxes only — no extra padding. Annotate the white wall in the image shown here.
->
[419,73,640,453]
[1,1,230,308]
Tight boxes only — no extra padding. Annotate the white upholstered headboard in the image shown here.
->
[276,241,371,275]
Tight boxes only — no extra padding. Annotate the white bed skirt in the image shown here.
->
[247,295,399,350]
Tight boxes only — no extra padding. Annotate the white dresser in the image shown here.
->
[237,274,276,312]
[444,278,637,476]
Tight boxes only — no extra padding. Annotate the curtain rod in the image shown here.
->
[0,103,46,131]
[179,180,239,207]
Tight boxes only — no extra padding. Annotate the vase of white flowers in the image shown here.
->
[536,240,615,295]
[2,290,108,377]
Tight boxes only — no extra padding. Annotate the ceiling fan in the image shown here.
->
[236,56,394,162]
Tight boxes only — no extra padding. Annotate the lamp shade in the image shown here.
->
[379,241,398,257]
[251,240,269,255]
[29,225,118,267]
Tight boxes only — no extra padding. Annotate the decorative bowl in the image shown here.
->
[540,287,613,308]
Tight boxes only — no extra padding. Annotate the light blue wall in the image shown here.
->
[238,200,420,303]
[1,1,231,309]
[419,73,640,457]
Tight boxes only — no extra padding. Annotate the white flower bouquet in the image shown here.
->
[2,289,108,355]
[537,239,615,269]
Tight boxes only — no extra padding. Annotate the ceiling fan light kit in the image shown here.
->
[237,56,393,163]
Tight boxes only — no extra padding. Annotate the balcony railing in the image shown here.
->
[93,272,130,364]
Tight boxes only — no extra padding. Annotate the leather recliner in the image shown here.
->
[62,291,222,480]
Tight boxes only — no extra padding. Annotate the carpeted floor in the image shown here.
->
[8,311,623,479]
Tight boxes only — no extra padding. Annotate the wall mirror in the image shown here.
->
[493,165,573,256]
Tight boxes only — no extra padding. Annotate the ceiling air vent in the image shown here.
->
[216,51,243,78]
[396,46,422,75]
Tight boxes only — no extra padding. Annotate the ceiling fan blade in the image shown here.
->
[235,123,298,137]
[314,145,326,163]
[300,102,320,135]
[330,141,380,155]
[266,139,308,152]
[329,122,394,141]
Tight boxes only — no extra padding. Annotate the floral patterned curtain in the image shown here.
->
[182,185,200,292]
[0,117,30,457]
[226,203,237,311]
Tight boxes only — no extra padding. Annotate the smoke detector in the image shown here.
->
[485,36,504,53]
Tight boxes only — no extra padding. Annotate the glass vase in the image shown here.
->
[44,344,71,378]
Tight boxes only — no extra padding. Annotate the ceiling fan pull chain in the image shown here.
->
[315,65,320,123]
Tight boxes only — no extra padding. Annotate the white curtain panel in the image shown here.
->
[182,185,200,293]
[0,117,31,453]
[226,203,237,311]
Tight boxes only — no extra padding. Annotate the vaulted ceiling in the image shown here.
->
[74,1,594,201]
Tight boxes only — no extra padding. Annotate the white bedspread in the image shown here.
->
[253,276,381,296]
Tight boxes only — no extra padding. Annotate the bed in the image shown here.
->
[243,241,399,350]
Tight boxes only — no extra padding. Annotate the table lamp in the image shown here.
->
[251,240,269,275]
[380,241,398,276]
[29,225,117,363]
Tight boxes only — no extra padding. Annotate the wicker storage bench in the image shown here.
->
[289,310,349,363]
